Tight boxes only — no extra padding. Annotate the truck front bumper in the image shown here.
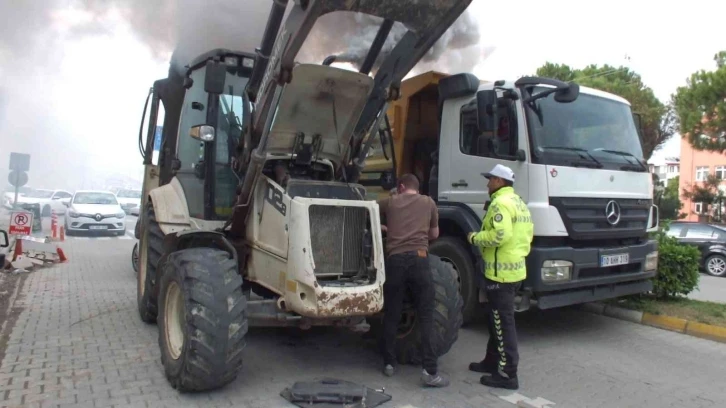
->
[524,239,658,309]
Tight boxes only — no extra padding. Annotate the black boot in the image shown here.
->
[480,372,519,390]
[468,360,497,375]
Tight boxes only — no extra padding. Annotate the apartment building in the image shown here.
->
[679,137,726,221]
[648,157,680,184]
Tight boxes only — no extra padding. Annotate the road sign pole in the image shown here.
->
[13,170,19,207]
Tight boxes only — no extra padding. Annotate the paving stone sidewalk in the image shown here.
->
[1,237,725,408]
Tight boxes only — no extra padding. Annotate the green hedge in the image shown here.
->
[651,222,701,299]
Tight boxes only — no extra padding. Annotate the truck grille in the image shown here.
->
[308,205,367,277]
[549,197,651,240]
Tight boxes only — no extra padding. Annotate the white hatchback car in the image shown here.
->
[64,190,127,236]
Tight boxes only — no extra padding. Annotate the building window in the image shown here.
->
[696,166,709,181]
[716,166,726,180]
[668,165,677,173]
[695,202,703,214]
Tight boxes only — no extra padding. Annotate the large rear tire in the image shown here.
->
[370,255,464,365]
[137,203,163,323]
[429,236,479,325]
[158,248,248,392]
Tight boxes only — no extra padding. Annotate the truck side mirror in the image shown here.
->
[476,90,498,133]
[204,61,227,95]
[554,82,579,103]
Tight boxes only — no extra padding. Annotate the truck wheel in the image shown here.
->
[429,236,478,325]
[137,204,163,323]
[158,248,248,392]
[42,205,50,217]
[390,255,464,365]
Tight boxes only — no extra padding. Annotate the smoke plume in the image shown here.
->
[0,0,490,191]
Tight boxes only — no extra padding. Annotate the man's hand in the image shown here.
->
[381,225,388,233]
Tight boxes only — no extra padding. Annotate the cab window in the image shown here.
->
[460,100,518,160]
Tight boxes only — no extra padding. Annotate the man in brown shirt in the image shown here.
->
[377,173,449,387]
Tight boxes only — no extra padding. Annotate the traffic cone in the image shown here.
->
[59,226,65,242]
[51,210,58,240]
[56,246,68,263]
[12,238,23,262]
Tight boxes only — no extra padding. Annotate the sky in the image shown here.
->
[0,0,724,191]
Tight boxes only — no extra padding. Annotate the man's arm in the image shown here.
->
[428,197,439,240]
[377,197,389,231]
[468,202,512,248]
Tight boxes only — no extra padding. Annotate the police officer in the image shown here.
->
[466,164,533,390]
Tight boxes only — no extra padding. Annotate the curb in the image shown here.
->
[577,302,726,344]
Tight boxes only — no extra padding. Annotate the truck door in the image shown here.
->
[439,96,529,219]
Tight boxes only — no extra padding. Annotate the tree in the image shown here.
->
[681,174,724,220]
[535,63,672,160]
[657,176,684,221]
[673,51,726,152]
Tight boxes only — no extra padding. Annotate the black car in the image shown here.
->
[666,221,726,277]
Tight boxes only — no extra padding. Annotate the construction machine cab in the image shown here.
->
[153,50,255,220]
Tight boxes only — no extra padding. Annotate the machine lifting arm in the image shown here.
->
[228,0,473,236]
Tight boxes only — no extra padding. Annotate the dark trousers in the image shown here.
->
[482,278,520,377]
[382,251,437,374]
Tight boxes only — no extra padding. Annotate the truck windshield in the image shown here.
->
[524,87,646,172]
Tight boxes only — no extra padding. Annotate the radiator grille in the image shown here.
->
[308,205,367,277]
[549,197,651,240]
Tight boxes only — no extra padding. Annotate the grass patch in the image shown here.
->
[607,296,726,327]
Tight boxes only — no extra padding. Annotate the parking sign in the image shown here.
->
[9,210,33,236]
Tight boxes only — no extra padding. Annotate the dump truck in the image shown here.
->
[357,70,660,324]
[134,0,469,392]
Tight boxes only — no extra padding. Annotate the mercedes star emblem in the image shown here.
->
[95,214,102,221]
[605,200,621,226]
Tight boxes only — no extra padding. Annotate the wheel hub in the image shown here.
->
[164,281,185,360]
[708,257,726,275]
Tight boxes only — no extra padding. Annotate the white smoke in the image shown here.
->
[0,0,491,190]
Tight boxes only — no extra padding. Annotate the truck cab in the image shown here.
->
[362,71,659,323]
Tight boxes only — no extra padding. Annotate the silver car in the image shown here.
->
[64,190,127,236]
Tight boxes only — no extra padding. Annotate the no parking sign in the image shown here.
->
[9,210,33,236]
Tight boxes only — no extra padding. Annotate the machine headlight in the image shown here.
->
[115,212,126,218]
[645,251,658,272]
[542,260,572,282]
[189,125,215,142]
[68,210,80,218]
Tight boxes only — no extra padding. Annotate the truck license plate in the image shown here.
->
[601,253,629,267]
[89,225,107,230]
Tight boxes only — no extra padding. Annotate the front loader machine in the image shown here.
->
[135,0,471,392]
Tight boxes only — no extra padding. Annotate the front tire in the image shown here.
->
[131,243,139,274]
[137,203,163,323]
[429,236,478,325]
[158,248,248,392]
[705,254,726,277]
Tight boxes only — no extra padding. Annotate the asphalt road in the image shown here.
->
[0,215,725,407]
[689,273,726,303]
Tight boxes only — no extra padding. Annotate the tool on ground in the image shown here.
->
[280,378,392,408]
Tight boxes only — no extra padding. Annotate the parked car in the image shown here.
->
[665,221,726,277]
[115,189,142,214]
[7,188,73,216]
[64,190,127,236]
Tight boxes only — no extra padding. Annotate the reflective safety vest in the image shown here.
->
[468,186,534,283]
